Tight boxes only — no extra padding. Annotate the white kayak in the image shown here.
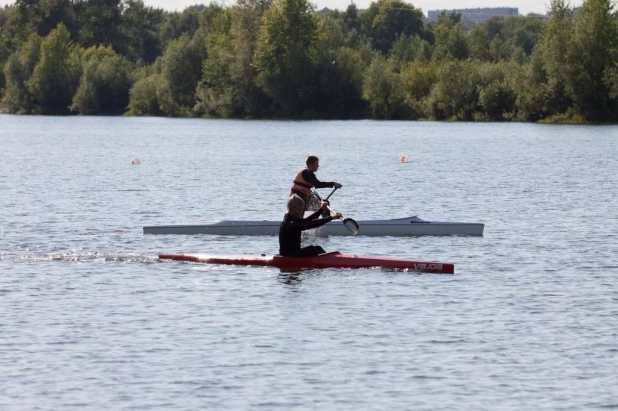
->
[143,216,484,236]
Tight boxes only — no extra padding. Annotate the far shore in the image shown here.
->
[0,111,606,125]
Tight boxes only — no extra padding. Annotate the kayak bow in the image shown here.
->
[159,251,454,274]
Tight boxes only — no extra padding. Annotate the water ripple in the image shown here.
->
[0,117,617,410]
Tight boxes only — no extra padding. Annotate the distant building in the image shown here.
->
[428,7,519,22]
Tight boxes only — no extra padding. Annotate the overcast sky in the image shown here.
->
[1,0,585,16]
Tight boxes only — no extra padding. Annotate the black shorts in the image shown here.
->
[285,245,326,257]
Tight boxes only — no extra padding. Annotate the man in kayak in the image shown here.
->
[279,194,342,257]
[290,155,342,212]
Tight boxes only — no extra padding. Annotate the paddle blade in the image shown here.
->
[343,218,359,235]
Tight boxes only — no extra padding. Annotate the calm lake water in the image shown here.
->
[1,115,617,410]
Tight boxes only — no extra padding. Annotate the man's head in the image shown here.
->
[306,155,319,172]
[287,194,305,218]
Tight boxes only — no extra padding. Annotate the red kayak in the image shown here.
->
[159,251,454,274]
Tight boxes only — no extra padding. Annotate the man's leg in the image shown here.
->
[295,246,322,257]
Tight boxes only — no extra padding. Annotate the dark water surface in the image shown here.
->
[1,116,617,410]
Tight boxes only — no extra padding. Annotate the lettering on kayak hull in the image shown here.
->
[414,263,442,271]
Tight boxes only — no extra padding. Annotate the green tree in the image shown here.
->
[534,0,573,115]
[227,0,273,117]
[27,22,80,114]
[127,71,162,116]
[476,62,519,121]
[118,0,165,63]
[400,61,437,118]
[512,16,544,56]
[342,3,359,31]
[430,13,468,62]
[1,7,21,83]
[0,64,5,98]
[514,52,550,121]
[71,46,133,114]
[195,8,236,116]
[427,60,480,120]
[0,6,10,94]
[157,32,205,116]
[0,5,11,27]
[362,56,406,118]
[75,0,122,48]
[159,7,200,48]
[566,0,618,120]
[389,34,431,67]
[359,0,424,55]
[196,2,225,36]
[194,1,275,118]
[275,11,369,118]
[8,0,78,42]
[254,0,317,116]
[603,63,618,112]
[307,46,367,118]
[2,33,41,112]
[468,16,543,62]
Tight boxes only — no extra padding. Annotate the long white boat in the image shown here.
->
[143,216,484,236]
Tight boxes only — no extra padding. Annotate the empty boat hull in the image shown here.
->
[144,216,483,237]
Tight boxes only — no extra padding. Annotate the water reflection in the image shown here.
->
[277,268,304,286]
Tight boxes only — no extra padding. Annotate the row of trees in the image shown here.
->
[1,0,618,122]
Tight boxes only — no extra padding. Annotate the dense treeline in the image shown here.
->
[1,0,617,122]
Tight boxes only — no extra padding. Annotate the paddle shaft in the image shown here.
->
[314,187,338,202]
[314,190,342,218]
[326,205,342,219]
[313,188,359,234]
[325,187,338,201]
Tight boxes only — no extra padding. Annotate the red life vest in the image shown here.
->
[290,168,313,195]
